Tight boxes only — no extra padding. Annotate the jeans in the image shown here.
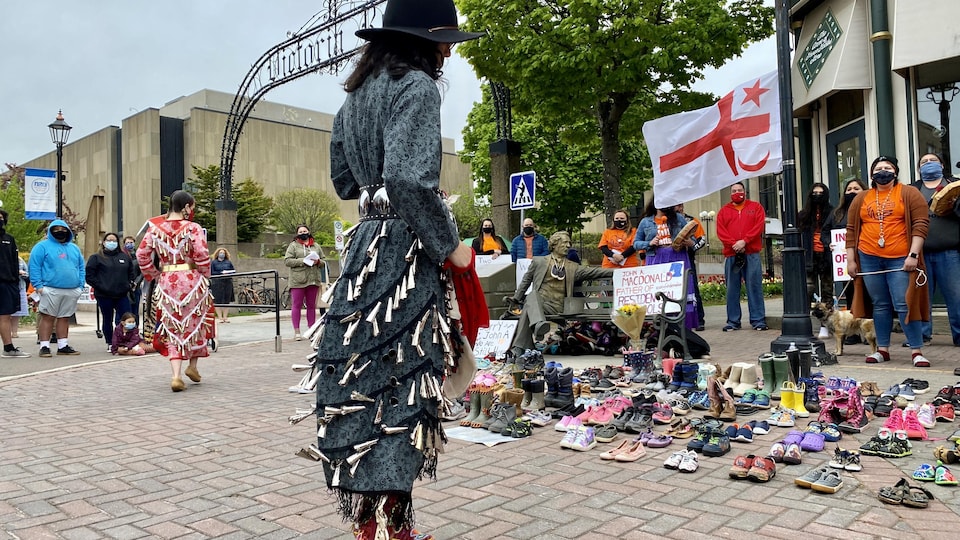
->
[921,249,960,345]
[724,252,766,328]
[857,252,923,348]
[97,296,132,346]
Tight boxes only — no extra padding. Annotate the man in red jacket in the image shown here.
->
[716,182,767,331]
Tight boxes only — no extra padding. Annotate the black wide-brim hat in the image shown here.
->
[356,0,484,43]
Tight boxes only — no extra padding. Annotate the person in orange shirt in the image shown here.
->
[470,218,510,259]
[598,209,640,268]
[846,156,931,367]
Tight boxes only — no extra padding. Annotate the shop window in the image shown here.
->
[826,90,865,131]
[917,82,960,177]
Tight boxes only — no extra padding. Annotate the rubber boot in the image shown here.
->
[460,390,482,426]
[666,361,684,392]
[696,363,716,391]
[502,387,525,417]
[779,381,796,412]
[470,391,494,428]
[661,356,678,379]
[548,367,574,409]
[519,379,533,410]
[786,348,801,382]
[798,349,813,379]
[758,354,775,395]
[732,363,758,397]
[791,382,810,418]
[723,363,743,394]
[544,366,559,401]
[680,362,699,391]
[527,379,546,411]
[770,354,791,400]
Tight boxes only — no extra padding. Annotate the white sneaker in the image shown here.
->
[1,347,30,358]
[818,327,830,339]
[295,332,302,341]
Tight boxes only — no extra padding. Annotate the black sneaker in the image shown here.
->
[57,345,80,355]
[39,346,52,358]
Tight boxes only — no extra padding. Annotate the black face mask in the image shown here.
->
[52,230,70,242]
[297,233,310,241]
[872,170,896,185]
[811,193,824,203]
[523,226,535,236]
[482,227,493,234]
[613,220,627,229]
[843,192,858,206]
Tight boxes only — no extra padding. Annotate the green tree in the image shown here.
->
[460,87,649,232]
[0,164,60,252]
[269,188,341,244]
[456,0,774,218]
[448,190,490,240]
[184,164,272,242]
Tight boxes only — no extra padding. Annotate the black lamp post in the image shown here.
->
[48,110,72,218]
[927,84,958,177]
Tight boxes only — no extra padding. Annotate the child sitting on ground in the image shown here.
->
[111,312,155,356]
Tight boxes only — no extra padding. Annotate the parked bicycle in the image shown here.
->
[235,277,276,313]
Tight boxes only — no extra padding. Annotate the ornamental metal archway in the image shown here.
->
[215,0,388,247]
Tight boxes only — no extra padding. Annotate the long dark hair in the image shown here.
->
[833,178,868,222]
[344,33,442,92]
[476,218,497,238]
[797,182,832,230]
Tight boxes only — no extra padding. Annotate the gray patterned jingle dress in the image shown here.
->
[303,69,463,525]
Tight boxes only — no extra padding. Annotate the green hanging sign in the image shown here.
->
[798,9,843,89]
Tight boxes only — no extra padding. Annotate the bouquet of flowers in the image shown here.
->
[611,303,647,349]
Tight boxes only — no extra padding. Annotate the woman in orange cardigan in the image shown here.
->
[598,209,640,268]
[846,156,930,367]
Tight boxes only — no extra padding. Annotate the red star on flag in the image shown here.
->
[741,79,769,108]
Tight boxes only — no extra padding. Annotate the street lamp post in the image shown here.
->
[698,210,716,254]
[48,110,72,218]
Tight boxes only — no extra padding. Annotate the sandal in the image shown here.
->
[934,444,960,464]
[903,484,935,508]
[878,479,910,505]
[935,461,958,486]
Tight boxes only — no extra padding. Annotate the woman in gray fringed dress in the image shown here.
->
[300,0,480,538]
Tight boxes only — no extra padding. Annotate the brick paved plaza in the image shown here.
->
[2,306,959,539]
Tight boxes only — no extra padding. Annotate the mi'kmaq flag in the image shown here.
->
[642,70,782,208]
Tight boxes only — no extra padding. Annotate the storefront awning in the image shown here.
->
[892,0,960,87]
[791,0,871,111]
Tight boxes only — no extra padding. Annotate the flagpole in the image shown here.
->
[770,0,826,365]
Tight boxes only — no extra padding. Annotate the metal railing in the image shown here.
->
[209,269,282,352]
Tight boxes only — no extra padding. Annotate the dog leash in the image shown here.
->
[833,268,927,306]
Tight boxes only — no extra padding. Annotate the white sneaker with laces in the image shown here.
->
[678,450,699,472]
[1,347,31,358]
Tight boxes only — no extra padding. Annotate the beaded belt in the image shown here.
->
[163,263,197,272]
[358,184,401,222]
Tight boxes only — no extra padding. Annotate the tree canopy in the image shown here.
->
[269,187,342,244]
[185,164,273,243]
[456,0,774,218]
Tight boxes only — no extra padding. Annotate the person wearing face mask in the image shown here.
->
[599,209,640,268]
[136,190,213,391]
[85,232,136,350]
[210,248,236,323]
[0,210,30,357]
[911,153,960,348]
[111,312,155,356]
[284,225,326,341]
[846,156,931,367]
[633,201,699,328]
[510,218,548,262]
[798,183,834,337]
[470,218,510,259]
[821,178,868,344]
[29,219,85,357]
[716,182,767,331]
[122,235,143,323]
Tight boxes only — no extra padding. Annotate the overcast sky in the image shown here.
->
[1,1,775,167]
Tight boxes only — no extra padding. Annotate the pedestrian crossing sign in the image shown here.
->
[509,171,536,210]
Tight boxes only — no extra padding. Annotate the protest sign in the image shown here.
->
[612,261,685,314]
[830,228,850,282]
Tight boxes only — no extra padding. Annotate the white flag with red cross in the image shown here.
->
[642,71,782,208]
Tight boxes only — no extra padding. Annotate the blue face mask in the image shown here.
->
[920,161,943,181]
[124,322,136,330]
[104,241,119,251]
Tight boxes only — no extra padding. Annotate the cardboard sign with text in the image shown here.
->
[515,258,533,295]
[475,254,512,267]
[830,228,850,282]
[472,320,519,359]
[613,261,685,314]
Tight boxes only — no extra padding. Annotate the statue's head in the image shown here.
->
[548,231,571,258]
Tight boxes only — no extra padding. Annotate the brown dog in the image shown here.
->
[811,302,877,356]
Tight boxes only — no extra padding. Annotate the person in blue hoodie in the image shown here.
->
[29,220,85,357]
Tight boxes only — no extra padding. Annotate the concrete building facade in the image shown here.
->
[22,89,472,245]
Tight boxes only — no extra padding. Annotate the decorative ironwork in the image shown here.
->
[219,0,388,199]
[491,81,512,141]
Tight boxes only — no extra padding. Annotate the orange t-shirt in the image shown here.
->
[858,183,909,257]
[481,236,500,253]
[598,227,639,268]
[812,209,825,253]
